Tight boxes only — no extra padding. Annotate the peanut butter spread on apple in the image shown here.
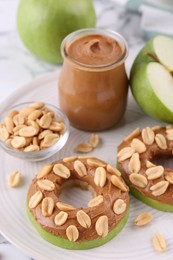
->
[66,34,122,66]
[117,126,173,206]
[27,157,129,242]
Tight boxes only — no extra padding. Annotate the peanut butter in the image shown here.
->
[27,157,129,242]
[58,29,128,131]
[67,34,122,66]
[117,126,173,205]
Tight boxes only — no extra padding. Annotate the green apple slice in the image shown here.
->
[117,163,173,212]
[130,187,173,212]
[26,205,129,250]
[147,62,173,113]
[131,61,173,122]
[153,35,173,71]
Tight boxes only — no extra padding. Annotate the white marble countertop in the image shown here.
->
[0,0,146,259]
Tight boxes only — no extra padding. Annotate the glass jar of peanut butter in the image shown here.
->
[58,28,128,131]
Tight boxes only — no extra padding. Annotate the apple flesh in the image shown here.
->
[17,0,96,64]
[130,35,173,122]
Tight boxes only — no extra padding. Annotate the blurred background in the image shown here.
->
[1,0,173,100]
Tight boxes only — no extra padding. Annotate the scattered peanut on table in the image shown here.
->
[152,233,167,252]
[134,212,153,226]
[8,171,22,188]
[75,133,100,153]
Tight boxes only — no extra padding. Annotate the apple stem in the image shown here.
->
[146,51,159,63]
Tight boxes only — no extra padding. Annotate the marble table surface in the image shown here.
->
[0,0,146,259]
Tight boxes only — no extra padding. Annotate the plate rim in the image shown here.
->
[0,70,172,260]
[0,69,63,260]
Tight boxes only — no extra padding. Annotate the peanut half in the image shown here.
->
[129,173,148,188]
[75,143,93,153]
[37,179,55,191]
[111,175,128,192]
[117,147,135,162]
[142,127,155,145]
[106,164,121,176]
[54,211,68,226]
[88,195,104,207]
[66,225,79,241]
[94,167,107,187]
[36,164,53,179]
[53,163,70,179]
[8,171,21,188]
[29,191,43,209]
[145,166,164,180]
[155,134,167,150]
[75,133,101,153]
[95,216,108,237]
[113,199,127,215]
[41,197,54,217]
[87,158,106,168]
[76,210,91,228]
[74,160,87,177]
[128,153,141,173]
[89,134,100,148]
[131,138,146,154]
[152,233,166,252]
[150,181,169,196]
[135,212,153,226]
[56,202,75,211]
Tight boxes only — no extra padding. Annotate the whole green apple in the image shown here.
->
[130,35,173,122]
[17,0,96,64]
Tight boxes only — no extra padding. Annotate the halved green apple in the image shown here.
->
[130,35,173,122]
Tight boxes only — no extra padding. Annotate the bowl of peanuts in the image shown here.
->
[0,101,70,161]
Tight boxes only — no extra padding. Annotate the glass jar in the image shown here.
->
[58,28,128,131]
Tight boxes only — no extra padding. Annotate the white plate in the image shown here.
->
[0,70,172,260]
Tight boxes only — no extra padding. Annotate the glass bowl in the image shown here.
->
[0,102,70,161]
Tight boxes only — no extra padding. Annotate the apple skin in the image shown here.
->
[130,37,173,123]
[17,0,96,64]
